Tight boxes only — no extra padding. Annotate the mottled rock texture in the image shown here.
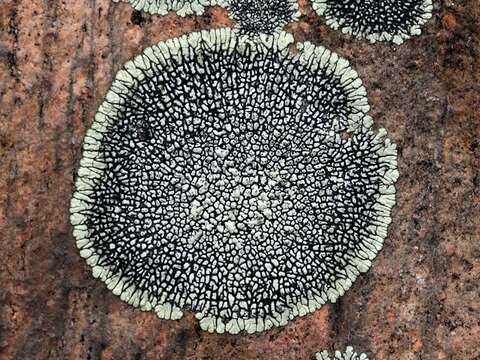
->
[0,0,479,359]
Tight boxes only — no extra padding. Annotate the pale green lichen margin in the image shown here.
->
[70,28,398,334]
[284,0,301,27]
[296,40,370,132]
[311,0,433,44]
[316,346,369,360]
[112,0,300,26]
[112,0,228,16]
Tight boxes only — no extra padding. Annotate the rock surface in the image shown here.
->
[0,0,478,359]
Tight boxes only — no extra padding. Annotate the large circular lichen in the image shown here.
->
[112,0,227,16]
[316,346,369,360]
[312,0,433,44]
[70,29,398,334]
[228,0,300,36]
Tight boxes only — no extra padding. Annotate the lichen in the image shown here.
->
[112,0,228,16]
[316,346,369,360]
[228,0,300,36]
[312,0,433,44]
[70,28,398,334]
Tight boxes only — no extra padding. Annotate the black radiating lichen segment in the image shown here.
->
[112,0,227,16]
[312,0,433,44]
[228,0,299,36]
[316,346,369,360]
[70,29,399,334]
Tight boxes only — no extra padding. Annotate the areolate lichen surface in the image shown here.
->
[70,29,399,334]
[114,0,432,44]
[228,0,300,36]
[312,0,433,44]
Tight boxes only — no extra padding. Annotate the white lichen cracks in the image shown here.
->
[70,28,398,334]
[312,0,433,44]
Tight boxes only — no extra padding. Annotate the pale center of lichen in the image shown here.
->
[187,149,297,245]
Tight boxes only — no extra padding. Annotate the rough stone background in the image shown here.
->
[0,0,479,358]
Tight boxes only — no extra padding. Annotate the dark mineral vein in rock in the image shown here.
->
[70,29,399,334]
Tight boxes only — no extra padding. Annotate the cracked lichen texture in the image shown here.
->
[312,0,433,44]
[112,0,228,16]
[70,28,399,334]
[316,346,369,360]
[112,0,300,28]
[228,0,300,36]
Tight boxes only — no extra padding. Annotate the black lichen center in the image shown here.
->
[84,45,387,322]
[324,0,428,36]
[229,0,295,35]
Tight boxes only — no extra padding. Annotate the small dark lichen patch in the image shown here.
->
[228,0,299,36]
[312,0,433,44]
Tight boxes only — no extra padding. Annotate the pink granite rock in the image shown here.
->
[0,0,479,359]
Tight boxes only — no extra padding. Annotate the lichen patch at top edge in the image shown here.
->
[112,0,229,16]
[312,0,433,44]
[228,0,301,37]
